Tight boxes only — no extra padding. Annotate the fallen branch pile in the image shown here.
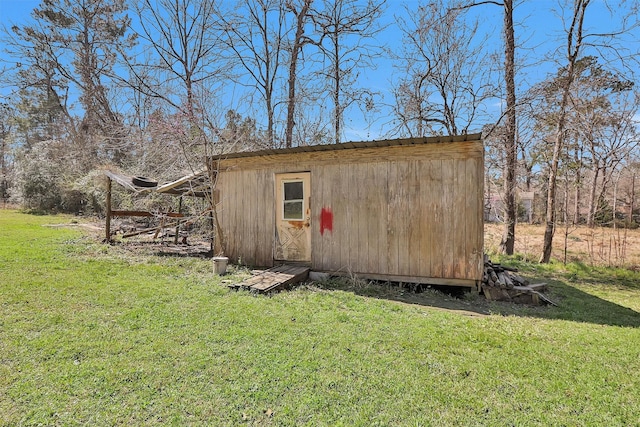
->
[482,256,557,306]
[483,258,529,289]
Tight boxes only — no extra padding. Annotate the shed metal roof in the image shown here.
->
[218,133,482,160]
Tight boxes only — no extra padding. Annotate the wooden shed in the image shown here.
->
[214,133,484,289]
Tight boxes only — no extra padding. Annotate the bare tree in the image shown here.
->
[447,0,517,253]
[221,0,287,147]
[559,57,636,227]
[124,0,250,253]
[129,0,222,119]
[118,0,238,191]
[499,0,517,254]
[622,159,640,228]
[284,0,315,148]
[393,0,496,137]
[587,104,639,226]
[540,0,639,262]
[313,0,385,144]
[539,0,588,263]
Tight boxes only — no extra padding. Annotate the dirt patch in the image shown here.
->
[44,222,103,233]
[46,218,214,258]
[114,240,213,257]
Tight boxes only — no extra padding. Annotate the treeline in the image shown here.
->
[0,0,389,214]
[485,55,640,229]
[0,0,638,263]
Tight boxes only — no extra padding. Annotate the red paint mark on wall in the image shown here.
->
[320,207,333,235]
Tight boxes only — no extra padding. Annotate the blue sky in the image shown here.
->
[1,0,636,141]
[0,0,38,24]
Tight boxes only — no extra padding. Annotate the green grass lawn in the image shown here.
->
[2,210,640,426]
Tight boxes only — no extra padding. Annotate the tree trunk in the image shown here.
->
[540,126,565,263]
[613,172,619,231]
[586,166,600,227]
[540,0,589,263]
[285,0,312,149]
[563,173,570,264]
[630,173,636,228]
[597,165,613,221]
[499,0,517,255]
[573,146,582,224]
[520,144,533,193]
[333,32,341,145]
[0,134,6,203]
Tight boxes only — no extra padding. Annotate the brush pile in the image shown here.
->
[481,255,557,306]
[483,257,530,289]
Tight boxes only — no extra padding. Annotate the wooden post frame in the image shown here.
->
[103,169,208,244]
[105,177,112,242]
[174,196,183,244]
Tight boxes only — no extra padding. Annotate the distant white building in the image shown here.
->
[485,191,535,223]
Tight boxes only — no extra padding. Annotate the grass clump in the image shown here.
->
[2,210,640,426]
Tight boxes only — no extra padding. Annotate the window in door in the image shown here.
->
[283,180,304,220]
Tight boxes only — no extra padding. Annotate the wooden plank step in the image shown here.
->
[235,265,310,294]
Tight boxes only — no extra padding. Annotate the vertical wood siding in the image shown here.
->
[217,169,275,267]
[215,140,484,281]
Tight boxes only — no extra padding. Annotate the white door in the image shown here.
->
[274,172,311,262]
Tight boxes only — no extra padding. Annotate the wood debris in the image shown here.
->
[481,255,557,306]
[483,257,529,289]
